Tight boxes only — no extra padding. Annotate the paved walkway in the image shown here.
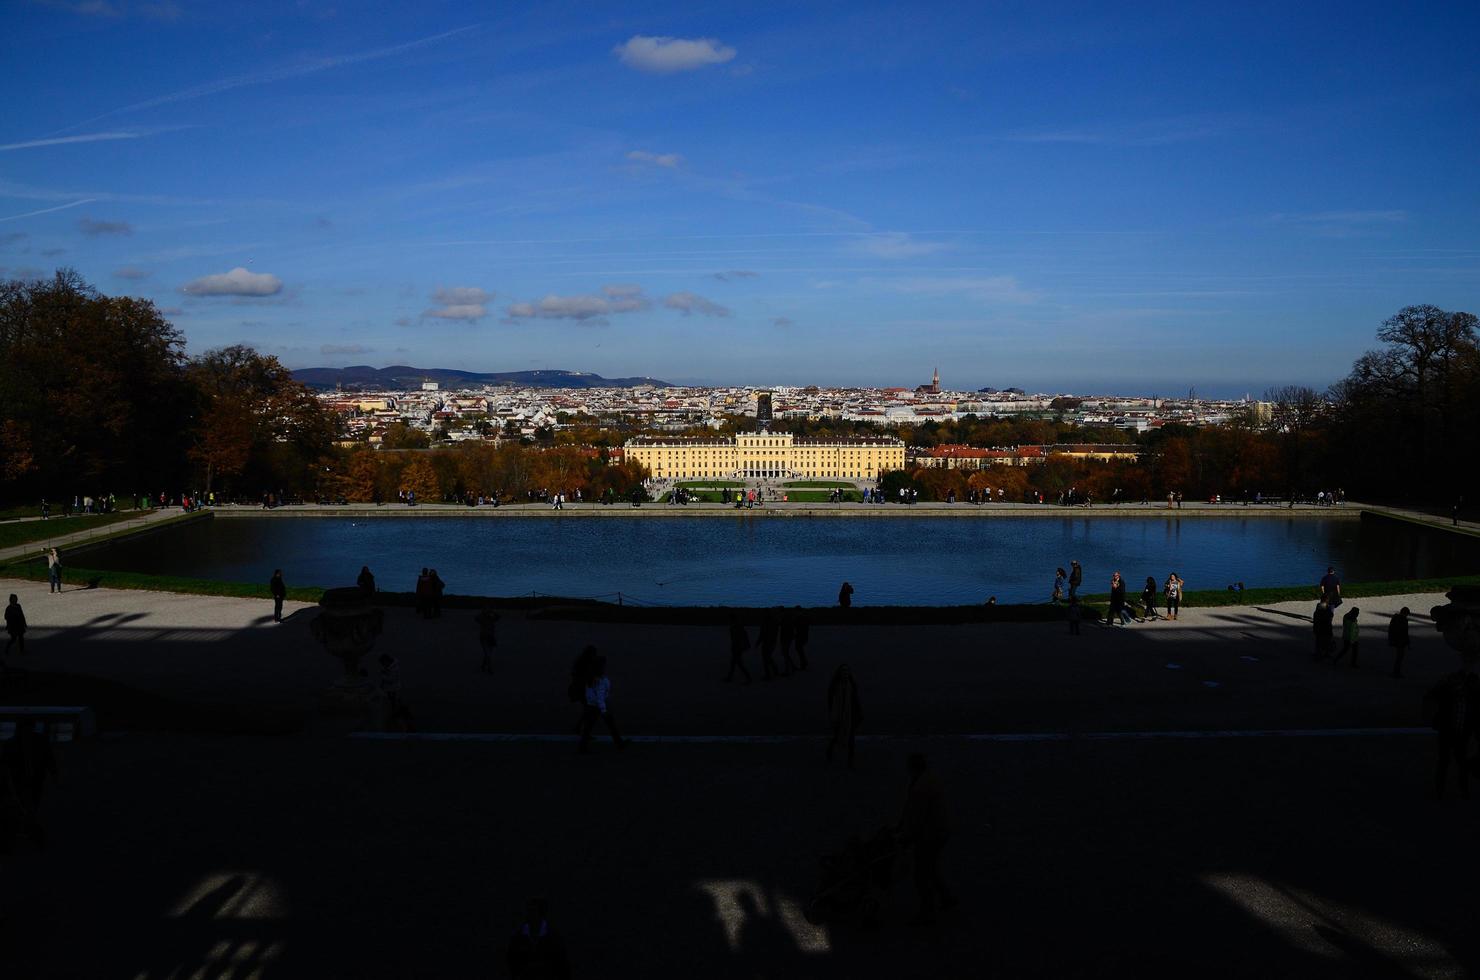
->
[0,507,201,564]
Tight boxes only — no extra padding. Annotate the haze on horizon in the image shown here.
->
[3,1,1476,397]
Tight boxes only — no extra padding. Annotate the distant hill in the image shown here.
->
[293,365,669,390]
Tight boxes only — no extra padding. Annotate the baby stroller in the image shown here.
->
[805,826,904,930]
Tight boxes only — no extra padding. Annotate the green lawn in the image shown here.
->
[674,480,744,488]
[783,490,862,502]
[783,480,856,488]
[0,511,142,550]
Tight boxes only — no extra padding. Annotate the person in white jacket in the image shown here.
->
[577,656,624,753]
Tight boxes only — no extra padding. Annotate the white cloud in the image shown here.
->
[0,199,94,224]
[854,232,949,259]
[0,131,141,152]
[180,267,283,297]
[614,35,736,74]
[78,216,133,236]
[664,291,730,317]
[423,285,493,321]
[320,343,372,355]
[114,265,150,280]
[506,284,650,323]
[626,149,683,168]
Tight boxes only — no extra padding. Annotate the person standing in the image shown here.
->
[268,570,286,623]
[1107,572,1130,626]
[1425,651,1479,799]
[1140,576,1158,621]
[759,612,781,680]
[1052,568,1066,604]
[429,569,446,618]
[825,664,862,768]
[1319,567,1342,607]
[725,615,753,683]
[477,605,500,674]
[577,656,623,753]
[1164,573,1182,621]
[356,565,376,598]
[838,581,854,608]
[1332,607,1361,667]
[47,549,62,594]
[4,594,26,657]
[415,568,431,619]
[793,608,810,670]
[1388,607,1411,679]
[1312,599,1335,660]
[899,754,955,925]
[1068,561,1083,600]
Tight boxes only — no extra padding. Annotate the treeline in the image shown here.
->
[328,444,649,503]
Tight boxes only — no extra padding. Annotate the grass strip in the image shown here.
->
[0,511,143,549]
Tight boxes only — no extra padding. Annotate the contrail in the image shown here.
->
[55,24,480,133]
[0,198,96,223]
[0,132,142,152]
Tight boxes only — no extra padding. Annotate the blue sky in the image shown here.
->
[3,1,1477,395]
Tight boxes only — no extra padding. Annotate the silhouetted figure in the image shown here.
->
[1319,566,1342,607]
[826,665,862,768]
[726,616,753,683]
[477,605,500,674]
[1141,576,1158,620]
[779,611,798,673]
[759,612,781,680]
[268,571,286,623]
[793,609,811,670]
[415,568,431,619]
[47,549,62,594]
[1388,607,1410,679]
[1312,599,1334,660]
[4,594,26,656]
[1067,595,1081,635]
[1332,607,1360,667]
[569,645,598,717]
[429,569,445,618]
[838,581,854,608]
[506,898,571,980]
[899,753,955,924]
[1052,567,1066,603]
[1068,560,1083,599]
[1107,572,1130,625]
[357,565,375,597]
[1426,652,1479,800]
[578,656,623,753]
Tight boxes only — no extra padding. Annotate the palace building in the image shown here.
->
[624,431,905,481]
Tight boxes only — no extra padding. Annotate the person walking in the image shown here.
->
[4,595,27,657]
[1312,599,1335,660]
[1164,572,1182,621]
[725,615,753,683]
[267,570,287,623]
[577,656,623,753]
[793,608,810,670]
[825,664,862,768]
[568,645,599,719]
[47,548,62,594]
[1067,561,1083,600]
[356,565,376,598]
[1332,606,1361,667]
[1140,576,1158,621]
[899,753,955,925]
[477,605,500,674]
[1425,650,1479,799]
[838,581,854,608]
[1387,607,1411,679]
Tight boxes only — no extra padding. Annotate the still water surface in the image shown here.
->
[77,514,1478,606]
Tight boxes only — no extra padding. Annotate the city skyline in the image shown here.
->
[3,1,1477,396]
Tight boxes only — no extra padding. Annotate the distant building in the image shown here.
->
[624,431,904,481]
[755,390,773,430]
[421,381,439,391]
[915,367,941,395]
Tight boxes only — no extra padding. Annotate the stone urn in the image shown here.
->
[310,586,385,710]
[1430,586,1480,662]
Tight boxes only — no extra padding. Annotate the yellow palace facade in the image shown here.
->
[624,432,905,481]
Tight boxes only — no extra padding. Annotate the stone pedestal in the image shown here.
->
[310,587,386,717]
[1430,586,1480,662]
